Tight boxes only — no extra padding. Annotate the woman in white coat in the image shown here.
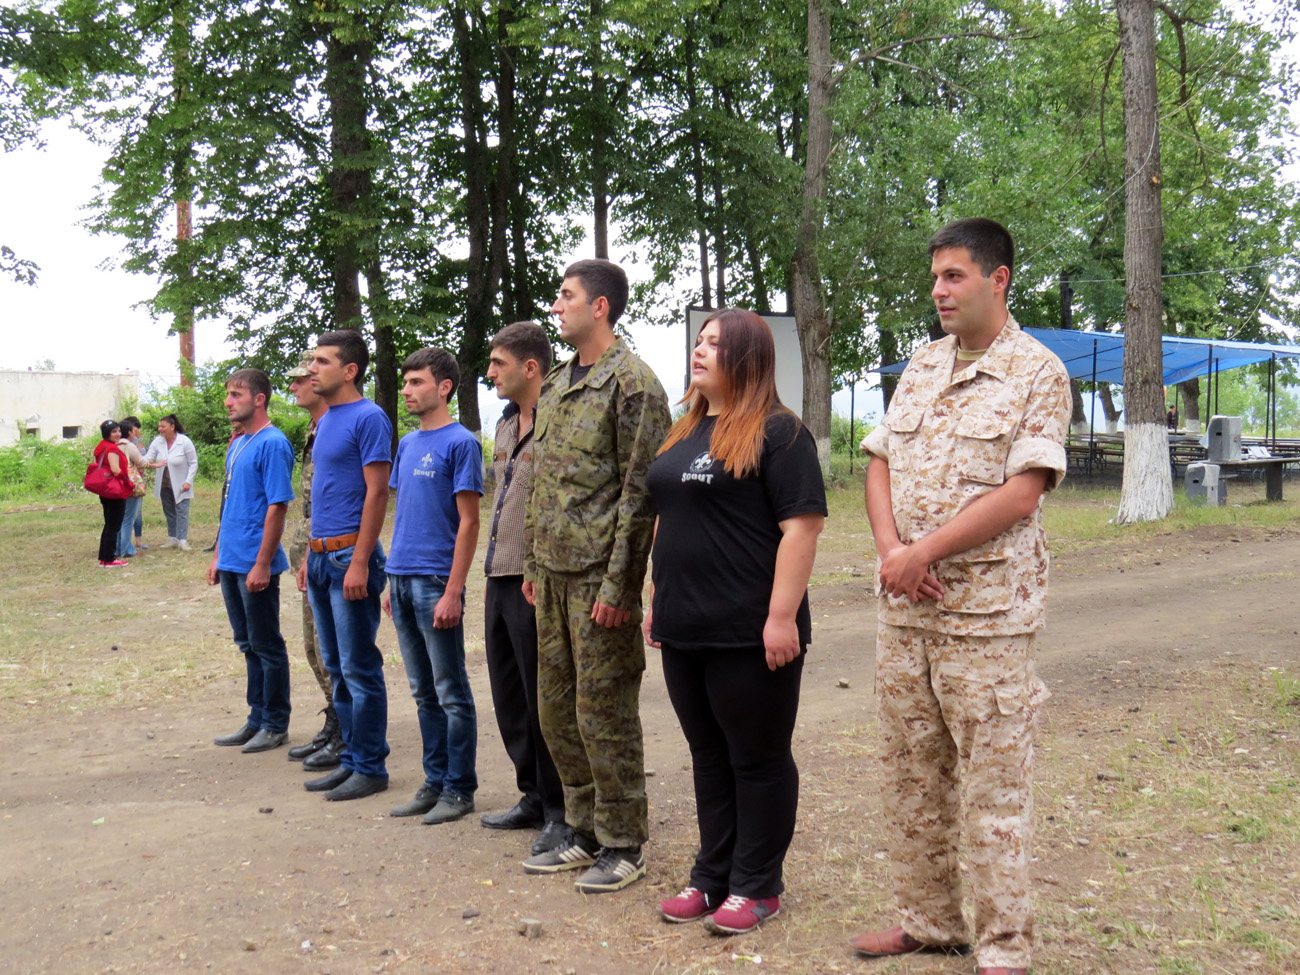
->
[144,413,199,549]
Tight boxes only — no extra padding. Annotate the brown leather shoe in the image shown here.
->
[976,969,1028,975]
[851,925,971,958]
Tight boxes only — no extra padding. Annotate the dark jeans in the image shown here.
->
[389,573,478,798]
[484,575,564,822]
[99,497,126,562]
[306,544,389,778]
[219,570,292,734]
[660,643,804,900]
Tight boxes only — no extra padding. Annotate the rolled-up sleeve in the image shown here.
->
[1005,361,1071,491]
[861,424,890,463]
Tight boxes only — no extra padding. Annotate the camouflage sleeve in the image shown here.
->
[597,381,671,609]
[861,423,889,462]
[523,478,536,585]
[1006,359,1072,491]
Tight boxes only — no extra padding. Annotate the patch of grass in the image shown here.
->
[1158,959,1204,975]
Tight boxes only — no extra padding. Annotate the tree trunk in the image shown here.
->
[1098,382,1122,433]
[790,0,833,470]
[589,0,609,260]
[365,258,399,453]
[324,26,369,329]
[171,5,195,385]
[451,7,497,435]
[685,35,711,308]
[1178,377,1201,432]
[1115,0,1173,523]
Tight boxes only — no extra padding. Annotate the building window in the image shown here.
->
[62,426,80,439]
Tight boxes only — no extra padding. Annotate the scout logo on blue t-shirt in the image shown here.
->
[683,451,716,484]
[414,452,438,479]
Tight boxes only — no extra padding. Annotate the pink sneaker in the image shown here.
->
[99,559,129,568]
[705,894,781,935]
[658,886,719,923]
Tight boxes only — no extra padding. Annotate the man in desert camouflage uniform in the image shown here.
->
[854,219,1071,975]
[520,259,670,894]
[284,354,342,770]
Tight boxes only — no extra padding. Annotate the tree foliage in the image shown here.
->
[2,0,1298,448]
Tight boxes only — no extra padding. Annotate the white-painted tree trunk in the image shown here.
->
[1115,422,1174,523]
[1070,420,1090,438]
[814,435,831,474]
[1106,418,1120,435]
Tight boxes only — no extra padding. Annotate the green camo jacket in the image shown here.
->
[525,337,670,610]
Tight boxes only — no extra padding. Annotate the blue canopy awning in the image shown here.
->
[875,327,1300,384]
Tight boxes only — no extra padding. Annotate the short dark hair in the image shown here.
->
[226,367,272,405]
[490,321,553,373]
[119,417,140,434]
[562,259,629,325]
[159,413,185,435]
[928,218,1015,286]
[401,347,459,404]
[317,329,370,384]
[100,419,121,440]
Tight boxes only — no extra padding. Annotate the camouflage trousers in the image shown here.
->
[535,567,648,849]
[290,536,334,705]
[875,622,1049,970]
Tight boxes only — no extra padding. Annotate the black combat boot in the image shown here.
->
[288,705,339,761]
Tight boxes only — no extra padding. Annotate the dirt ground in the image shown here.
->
[2,501,1298,975]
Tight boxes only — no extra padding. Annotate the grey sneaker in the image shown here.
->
[422,792,474,825]
[573,846,646,893]
[522,831,600,874]
[390,785,440,818]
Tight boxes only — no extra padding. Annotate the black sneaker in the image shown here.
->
[521,831,600,874]
[390,785,440,818]
[573,846,646,893]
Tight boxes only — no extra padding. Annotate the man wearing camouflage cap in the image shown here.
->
[283,353,341,768]
[521,259,670,893]
[855,219,1071,975]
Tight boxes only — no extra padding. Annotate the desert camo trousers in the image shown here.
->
[875,622,1049,970]
[535,567,648,849]
[290,536,335,705]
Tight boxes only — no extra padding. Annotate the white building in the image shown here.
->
[0,369,140,446]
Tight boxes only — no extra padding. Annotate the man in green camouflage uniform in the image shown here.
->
[854,220,1071,975]
[521,259,670,894]
[284,355,342,769]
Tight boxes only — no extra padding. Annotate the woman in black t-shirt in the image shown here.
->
[644,308,826,935]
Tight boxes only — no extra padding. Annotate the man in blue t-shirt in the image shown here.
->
[299,329,395,802]
[208,368,297,754]
[382,347,484,825]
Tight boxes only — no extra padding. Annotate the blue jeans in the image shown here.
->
[388,573,478,798]
[219,570,292,734]
[307,544,389,778]
[117,495,143,557]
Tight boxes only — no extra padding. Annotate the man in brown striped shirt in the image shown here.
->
[479,321,567,855]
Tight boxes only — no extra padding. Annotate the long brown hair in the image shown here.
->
[657,308,793,478]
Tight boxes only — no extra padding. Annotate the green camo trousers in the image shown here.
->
[535,568,648,848]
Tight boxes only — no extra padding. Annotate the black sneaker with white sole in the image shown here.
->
[573,846,646,893]
[521,831,600,874]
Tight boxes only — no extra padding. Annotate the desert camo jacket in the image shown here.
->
[525,337,670,611]
[862,315,1071,636]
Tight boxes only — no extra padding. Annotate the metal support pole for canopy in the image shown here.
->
[849,381,856,474]
[1205,344,1213,428]
[1269,354,1277,447]
[1089,338,1098,477]
[1214,358,1221,416]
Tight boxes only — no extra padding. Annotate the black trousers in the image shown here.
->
[484,575,564,822]
[660,643,804,900]
[99,497,126,563]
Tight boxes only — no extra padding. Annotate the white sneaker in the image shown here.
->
[176,539,191,551]
[161,538,178,549]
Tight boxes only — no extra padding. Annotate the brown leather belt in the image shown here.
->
[309,532,359,554]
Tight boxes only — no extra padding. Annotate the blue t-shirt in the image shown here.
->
[310,398,394,538]
[386,423,484,576]
[216,425,296,574]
